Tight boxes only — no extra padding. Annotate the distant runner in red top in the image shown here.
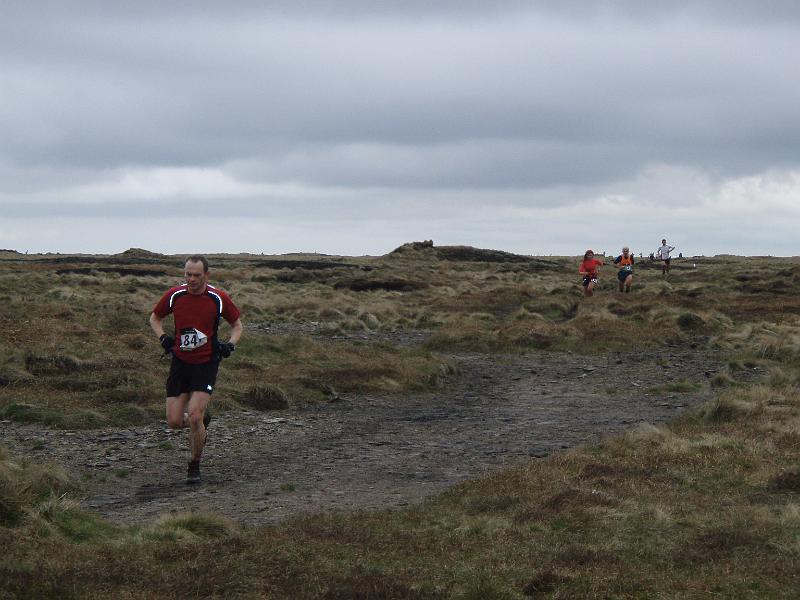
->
[149,255,243,484]
[579,249,603,297]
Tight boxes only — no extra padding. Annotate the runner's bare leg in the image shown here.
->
[187,391,211,462]
[166,393,190,428]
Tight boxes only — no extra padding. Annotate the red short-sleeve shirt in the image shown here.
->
[153,284,241,364]
[579,258,603,277]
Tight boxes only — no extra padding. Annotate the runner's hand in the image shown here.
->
[218,341,235,359]
[159,334,175,353]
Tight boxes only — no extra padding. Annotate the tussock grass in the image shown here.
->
[697,396,758,422]
[0,445,76,530]
[718,320,800,364]
[241,334,452,403]
[4,355,800,597]
[4,250,800,595]
[144,512,239,542]
[647,378,702,394]
[239,383,290,410]
[0,261,450,424]
[5,250,797,426]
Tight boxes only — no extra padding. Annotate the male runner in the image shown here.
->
[613,246,635,293]
[656,239,676,277]
[149,255,242,484]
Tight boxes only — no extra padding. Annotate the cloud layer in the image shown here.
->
[1,2,798,255]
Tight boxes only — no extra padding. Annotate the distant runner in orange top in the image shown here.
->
[613,246,635,293]
[579,250,603,297]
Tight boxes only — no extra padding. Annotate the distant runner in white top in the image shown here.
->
[657,239,676,277]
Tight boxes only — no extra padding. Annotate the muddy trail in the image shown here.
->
[1,340,738,527]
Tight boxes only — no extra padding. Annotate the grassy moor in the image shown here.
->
[2,244,800,598]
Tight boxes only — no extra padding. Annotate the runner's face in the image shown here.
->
[184,261,208,294]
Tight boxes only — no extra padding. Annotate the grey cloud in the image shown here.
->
[227,140,641,189]
[1,2,799,202]
[0,194,462,223]
[7,1,800,22]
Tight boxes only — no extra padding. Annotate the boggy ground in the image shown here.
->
[0,334,734,527]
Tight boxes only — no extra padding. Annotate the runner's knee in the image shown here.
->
[166,414,184,428]
[186,408,205,429]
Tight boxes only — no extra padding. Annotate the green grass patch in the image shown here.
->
[647,379,702,394]
[4,252,800,595]
[4,360,800,597]
[46,508,119,544]
[144,512,238,542]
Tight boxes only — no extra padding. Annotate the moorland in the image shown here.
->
[2,243,799,598]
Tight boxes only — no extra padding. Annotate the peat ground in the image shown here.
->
[0,335,735,527]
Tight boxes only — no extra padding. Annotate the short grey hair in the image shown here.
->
[185,255,209,272]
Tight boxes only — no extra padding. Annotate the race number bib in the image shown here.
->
[179,328,208,351]
[624,265,632,271]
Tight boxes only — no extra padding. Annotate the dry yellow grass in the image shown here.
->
[3,248,800,596]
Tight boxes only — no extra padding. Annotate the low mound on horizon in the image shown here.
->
[390,240,536,264]
[116,247,166,258]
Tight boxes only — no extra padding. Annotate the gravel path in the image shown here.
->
[0,342,734,526]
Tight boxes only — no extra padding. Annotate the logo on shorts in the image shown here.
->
[207,385,213,391]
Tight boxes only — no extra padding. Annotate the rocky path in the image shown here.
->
[1,345,732,526]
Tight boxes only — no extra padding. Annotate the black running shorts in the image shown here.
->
[166,356,220,397]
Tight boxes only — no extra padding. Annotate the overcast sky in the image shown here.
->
[1,1,798,256]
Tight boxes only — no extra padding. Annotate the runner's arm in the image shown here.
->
[149,312,166,338]
[227,318,243,345]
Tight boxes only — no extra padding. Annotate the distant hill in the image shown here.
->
[116,248,165,259]
[390,240,537,264]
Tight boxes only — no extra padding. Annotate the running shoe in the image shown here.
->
[186,460,201,484]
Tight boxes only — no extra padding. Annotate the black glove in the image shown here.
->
[218,341,235,359]
[159,334,175,354]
